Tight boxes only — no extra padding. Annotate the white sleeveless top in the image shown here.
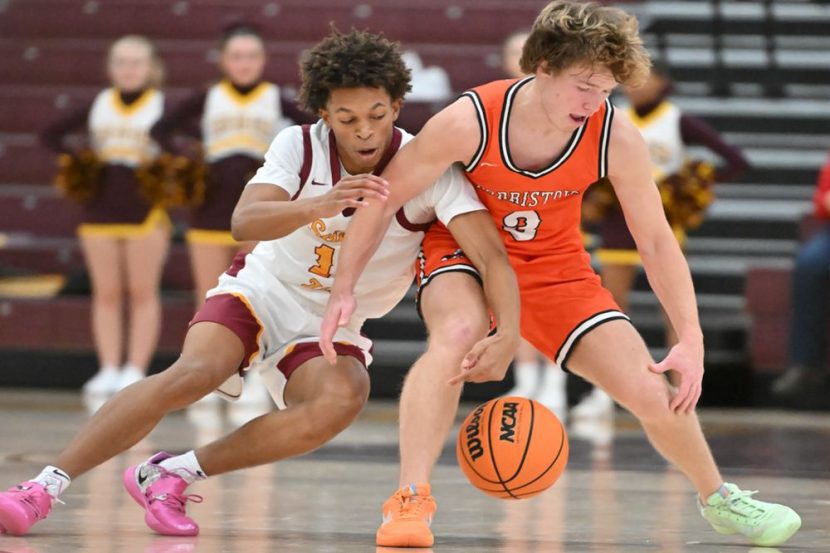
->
[88,88,163,166]
[202,81,282,162]
[245,121,484,322]
[628,101,685,181]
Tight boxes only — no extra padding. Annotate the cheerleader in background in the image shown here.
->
[151,24,312,308]
[41,36,170,396]
[586,62,749,349]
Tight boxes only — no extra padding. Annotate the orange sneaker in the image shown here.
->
[376,483,436,547]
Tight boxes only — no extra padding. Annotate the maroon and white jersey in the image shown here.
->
[239,121,484,322]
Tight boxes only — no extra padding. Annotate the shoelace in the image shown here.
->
[14,488,62,520]
[150,492,204,514]
[394,488,428,520]
[725,489,766,520]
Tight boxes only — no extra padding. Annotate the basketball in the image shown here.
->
[456,396,568,499]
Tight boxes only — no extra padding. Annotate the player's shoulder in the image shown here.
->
[609,106,647,151]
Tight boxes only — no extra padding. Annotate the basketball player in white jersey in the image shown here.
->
[0,30,519,538]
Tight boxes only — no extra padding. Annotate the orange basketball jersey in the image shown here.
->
[459,76,614,261]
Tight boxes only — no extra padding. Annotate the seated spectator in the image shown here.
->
[772,153,830,397]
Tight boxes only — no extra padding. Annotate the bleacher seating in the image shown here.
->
[1,0,829,400]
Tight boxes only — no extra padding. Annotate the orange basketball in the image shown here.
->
[456,396,568,499]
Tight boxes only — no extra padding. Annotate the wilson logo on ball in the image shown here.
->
[499,402,519,443]
[464,405,486,461]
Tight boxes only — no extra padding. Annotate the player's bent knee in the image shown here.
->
[622,377,673,422]
[427,314,488,352]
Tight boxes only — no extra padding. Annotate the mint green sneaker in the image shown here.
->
[698,483,801,547]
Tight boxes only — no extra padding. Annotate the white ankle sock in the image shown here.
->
[101,365,119,373]
[33,466,71,498]
[159,451,207,483]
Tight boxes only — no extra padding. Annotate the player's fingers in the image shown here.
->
[447,369,470,386]
[338,301,354,326]
[678,382,696,414]
[461,351,478,369]
[649,360,669,374]
[319,310,339,365]
[689,382,703,413]
[341,175,389,192]
[670,381,690,413]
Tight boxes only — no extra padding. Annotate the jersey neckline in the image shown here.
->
[498,76,587,179]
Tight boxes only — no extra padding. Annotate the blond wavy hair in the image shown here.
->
[520,1,651,86]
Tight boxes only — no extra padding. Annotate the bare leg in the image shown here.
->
[514,338,540,364]
[79,236,124,369]
[399,273,489,485]
[124,226,170,372]
[54,322,244,478]
[188,242,237,310]
[195,355,369,476]
[599,262,638,313]
[567,320,722,498]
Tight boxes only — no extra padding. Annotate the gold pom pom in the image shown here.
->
[53,149,103,203]
[136,153,208,208]
[658,160,716,230]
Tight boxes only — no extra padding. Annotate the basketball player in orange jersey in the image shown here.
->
[322,1,801,547]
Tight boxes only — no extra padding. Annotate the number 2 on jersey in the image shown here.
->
[309,243,335,278]
[503,210,541,241]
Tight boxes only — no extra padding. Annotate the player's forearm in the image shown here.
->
[479,254,522,342]
[231,198,321,241]
[639,232,703,343]
[331,204,394,294]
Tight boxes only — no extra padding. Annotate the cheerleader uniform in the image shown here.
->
[41,88,169,237]
[594,97,749,265]
[151,80,312,245]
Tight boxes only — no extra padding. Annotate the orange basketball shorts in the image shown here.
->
[416,223,629,371]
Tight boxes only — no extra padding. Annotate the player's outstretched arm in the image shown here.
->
[608,113,705,414]
[321,99,481,362]
[444,210,521,385]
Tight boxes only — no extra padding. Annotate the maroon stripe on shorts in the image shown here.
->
[189,293,261,371]
[276,342,366,380]
[226,251,248,277]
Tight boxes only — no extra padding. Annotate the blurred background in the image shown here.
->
[0,0,828,412]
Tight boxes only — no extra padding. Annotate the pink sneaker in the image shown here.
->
[0,482,54,536]
[123,452,203,536]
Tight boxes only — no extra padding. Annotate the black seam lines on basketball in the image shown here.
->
[460,400,501,485]
[502,398,534,484]
[468,415,567,495]
[488,399,519,499]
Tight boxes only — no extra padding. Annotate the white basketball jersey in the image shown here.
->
[88,88,163,166]
[628,101,685,180]
[244,121,484,322]
[202,81,281,162]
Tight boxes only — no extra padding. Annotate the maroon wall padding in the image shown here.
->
[0,297,192,352]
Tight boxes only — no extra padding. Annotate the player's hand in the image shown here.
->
[314,174,389,219]
[448,331,519,386]
[320,289,357,365]
[649,338,704,414]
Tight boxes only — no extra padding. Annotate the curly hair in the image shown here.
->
[299,29,412,114]
[520,1,651,87]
